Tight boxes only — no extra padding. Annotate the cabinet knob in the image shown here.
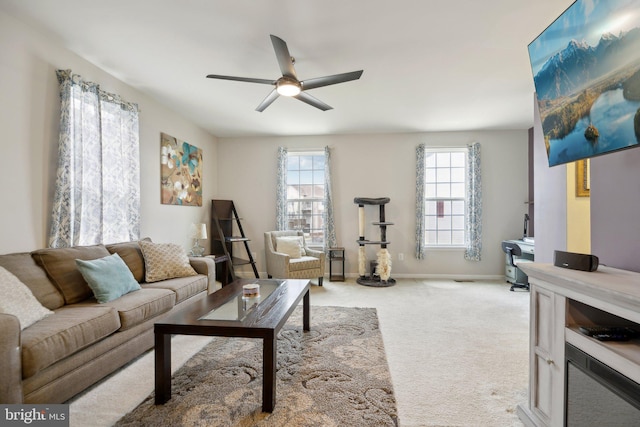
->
[545,358,554,365]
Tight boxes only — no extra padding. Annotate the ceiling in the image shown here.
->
[0,0,571,138]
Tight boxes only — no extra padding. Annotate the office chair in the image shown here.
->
[502,241,530,292]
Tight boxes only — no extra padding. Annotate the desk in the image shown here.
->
[502,239,534,285]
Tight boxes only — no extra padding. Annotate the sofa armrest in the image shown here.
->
[188,257,217,293]
[0,314,23,403]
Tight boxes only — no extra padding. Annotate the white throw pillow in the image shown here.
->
[0,266,53,330]
[276,236,304,259]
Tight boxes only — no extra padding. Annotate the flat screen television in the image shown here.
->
[528,0,640,167]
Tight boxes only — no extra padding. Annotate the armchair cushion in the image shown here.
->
[289,256,322,272]
[276,236,304,258]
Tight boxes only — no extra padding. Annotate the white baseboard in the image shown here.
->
[237,272,506,282]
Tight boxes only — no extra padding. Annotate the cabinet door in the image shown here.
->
[530,283,565,426]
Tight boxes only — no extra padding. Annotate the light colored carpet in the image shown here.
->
[115,306,397,426]
[68,279,529,427]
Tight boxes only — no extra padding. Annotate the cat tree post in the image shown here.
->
[354,197,395,287]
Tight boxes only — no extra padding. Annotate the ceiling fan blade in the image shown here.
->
[294,92,333,111]
[206,74,275,85]
[301,70,363,91]
[256,89,280,112]
[270,35,297,80]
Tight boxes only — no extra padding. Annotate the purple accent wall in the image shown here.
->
[528,127,535,238]
[590,148,640,272]
[533,95,567,263]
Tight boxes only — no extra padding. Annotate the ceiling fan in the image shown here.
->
[206,35,363,112]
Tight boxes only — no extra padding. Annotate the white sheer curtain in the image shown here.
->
[49,70,140,248]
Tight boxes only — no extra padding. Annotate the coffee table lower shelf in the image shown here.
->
[154,278,310,412]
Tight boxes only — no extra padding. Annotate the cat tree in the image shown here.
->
[354,197,395,287]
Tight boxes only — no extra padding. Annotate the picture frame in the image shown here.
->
[160,132,203,206]
[528,0,640,167]
[576,159,590,197]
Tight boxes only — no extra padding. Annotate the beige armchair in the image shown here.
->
[264,231,325,286]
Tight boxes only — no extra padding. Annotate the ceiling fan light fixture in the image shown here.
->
[276,78,301,96]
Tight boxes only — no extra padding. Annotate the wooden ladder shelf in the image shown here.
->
[210,199,259,284]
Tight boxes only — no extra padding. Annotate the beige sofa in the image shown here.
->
[0,240,215,404]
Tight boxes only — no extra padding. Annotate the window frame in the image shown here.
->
[422,147,468,249]
[285,150,326,247]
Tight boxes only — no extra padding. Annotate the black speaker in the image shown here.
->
[554,250,599,272]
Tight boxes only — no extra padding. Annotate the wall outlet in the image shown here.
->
[398,253,404,261]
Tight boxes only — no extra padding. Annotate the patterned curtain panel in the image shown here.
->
[275,146,288,230]
[323,146,337,252]
[49,70,140,248]
[464,142,482,261]
[414,144,426,259]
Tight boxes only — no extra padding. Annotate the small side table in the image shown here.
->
[205,254,231,286]
[329,247,345,282]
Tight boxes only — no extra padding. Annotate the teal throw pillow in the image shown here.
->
[76,253,141,303]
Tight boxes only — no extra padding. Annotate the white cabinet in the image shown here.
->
[528,284,565,426]
[517,263,640,427]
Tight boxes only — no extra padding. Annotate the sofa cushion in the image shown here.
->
[0,266,53,330]
[139,241,197,283]
[95,288,175,331]
[20,305,120,378]
[76,253,141,303]
[0,253,64,310]
[143,274,207,304]
[106,238,150,283]
[32,245,111,304]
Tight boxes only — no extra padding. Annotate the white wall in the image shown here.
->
[0,10,218,254]
[0,9,530,278]
[217,131,529,279]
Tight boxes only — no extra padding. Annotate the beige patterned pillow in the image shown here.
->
[0,266,53,329]
[139,241,197,283]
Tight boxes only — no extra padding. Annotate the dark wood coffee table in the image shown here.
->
[154,278,310,412]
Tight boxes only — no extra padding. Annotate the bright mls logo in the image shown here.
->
[0,405,68,426]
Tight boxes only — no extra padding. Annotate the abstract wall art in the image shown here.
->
[160,132,203,206]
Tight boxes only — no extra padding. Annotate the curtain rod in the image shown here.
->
[286,147,327,152]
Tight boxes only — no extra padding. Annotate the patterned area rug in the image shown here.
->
[115,306,398,426]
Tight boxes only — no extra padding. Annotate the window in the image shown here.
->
[286,151,325,246]
[423,149,467,247]
[49,70,140,248]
